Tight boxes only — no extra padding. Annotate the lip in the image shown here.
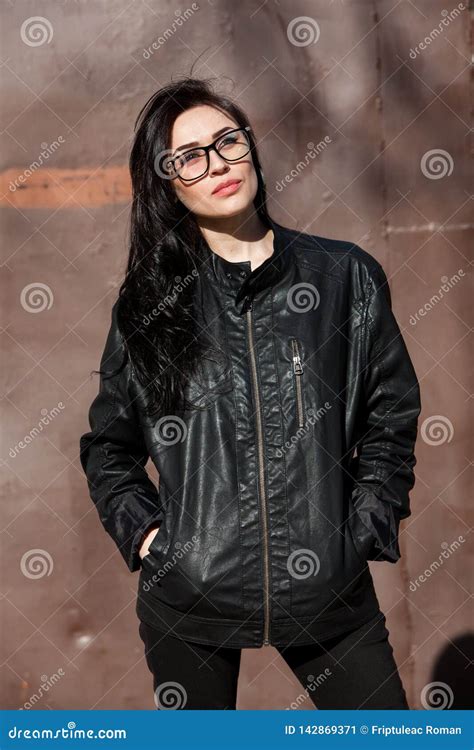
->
[212,179,242,196]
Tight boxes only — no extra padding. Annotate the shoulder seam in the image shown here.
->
[286,228,384,276]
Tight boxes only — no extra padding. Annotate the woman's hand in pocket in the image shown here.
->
[139,524,161,559]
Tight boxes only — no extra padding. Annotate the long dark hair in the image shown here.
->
[103,77,271,420]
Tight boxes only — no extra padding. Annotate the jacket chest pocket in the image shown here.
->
[291,338,305,428]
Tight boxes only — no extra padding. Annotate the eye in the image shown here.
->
[182,150,203,163]
[219,134,238,147]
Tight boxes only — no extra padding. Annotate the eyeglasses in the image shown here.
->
[166,126,252,181]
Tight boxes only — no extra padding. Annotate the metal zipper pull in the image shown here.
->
[291,339,305,428]
[293,353,303,375]
[292,339,303,374]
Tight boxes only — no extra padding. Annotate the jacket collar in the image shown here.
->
[200,216,294,310]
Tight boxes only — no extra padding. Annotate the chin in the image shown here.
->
[210,194,255,219]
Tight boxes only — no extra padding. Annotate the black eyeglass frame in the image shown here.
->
[167,126,253,181]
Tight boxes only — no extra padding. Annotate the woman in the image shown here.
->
[79,77,421,710]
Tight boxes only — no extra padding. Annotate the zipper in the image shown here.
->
[291,338,304,428]
[245,297,271,646]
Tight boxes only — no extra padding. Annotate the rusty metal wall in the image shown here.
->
[1,0,471,710]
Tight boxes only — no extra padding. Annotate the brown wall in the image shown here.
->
[1,0,472,710]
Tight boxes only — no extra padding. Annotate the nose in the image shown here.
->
[208,146,229,175]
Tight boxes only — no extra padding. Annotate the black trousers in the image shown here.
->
[138,610,409,710]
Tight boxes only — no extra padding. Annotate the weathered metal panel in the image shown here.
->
[1,0,471,710]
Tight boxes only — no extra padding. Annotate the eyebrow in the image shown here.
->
[173,126,236,154]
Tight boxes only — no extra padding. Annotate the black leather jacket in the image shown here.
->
[79,218,421,649]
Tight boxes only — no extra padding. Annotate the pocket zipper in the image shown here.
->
[291,338,304,428]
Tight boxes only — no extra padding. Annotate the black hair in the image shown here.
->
[105,77,271,420]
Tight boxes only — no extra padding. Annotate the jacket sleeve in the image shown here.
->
[350,262,421,563]
[79,300,165,573]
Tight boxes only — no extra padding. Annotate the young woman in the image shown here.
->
[79,77,421,710]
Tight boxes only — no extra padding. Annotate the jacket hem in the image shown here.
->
[135,585,382,649]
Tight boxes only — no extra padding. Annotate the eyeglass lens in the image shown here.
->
[173,129,250,180]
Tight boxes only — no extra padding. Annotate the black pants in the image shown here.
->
[138,610,409,709]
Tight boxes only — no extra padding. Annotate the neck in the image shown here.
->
[197,210,274,271]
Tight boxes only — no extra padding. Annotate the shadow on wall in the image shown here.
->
[425,634,474,709]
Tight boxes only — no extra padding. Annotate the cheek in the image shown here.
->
[175,181,208,212]
[245,169,259,200]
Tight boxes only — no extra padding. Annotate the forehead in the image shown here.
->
[170,105,238,148]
